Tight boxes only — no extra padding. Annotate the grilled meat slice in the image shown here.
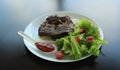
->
[38,16,74,39]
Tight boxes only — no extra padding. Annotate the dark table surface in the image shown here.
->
[0,0,120,70]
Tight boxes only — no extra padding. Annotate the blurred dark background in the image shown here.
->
[0,0,120,70]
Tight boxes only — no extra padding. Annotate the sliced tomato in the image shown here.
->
[75,37,80,43]
[80,28,85,34]
[55,51,64,59]
[86,36,94,41]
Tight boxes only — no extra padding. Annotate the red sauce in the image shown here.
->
[35,42,55,52]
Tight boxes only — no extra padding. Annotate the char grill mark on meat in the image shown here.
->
[38,15,74,39]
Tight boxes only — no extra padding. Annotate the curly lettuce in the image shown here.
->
[55,19,107,60]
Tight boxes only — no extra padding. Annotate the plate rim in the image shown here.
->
[23,11,104,63]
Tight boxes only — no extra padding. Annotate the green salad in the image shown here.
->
[55,19,107,60]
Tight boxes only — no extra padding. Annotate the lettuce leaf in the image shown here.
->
[55,19,108,60]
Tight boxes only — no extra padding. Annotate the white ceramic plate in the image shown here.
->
[23,11,104,62]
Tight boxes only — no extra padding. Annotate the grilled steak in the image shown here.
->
[38,15,74,39]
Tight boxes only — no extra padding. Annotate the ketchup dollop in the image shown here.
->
[35,42,55,52]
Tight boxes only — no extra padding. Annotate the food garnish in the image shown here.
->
[55,19,107,60]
